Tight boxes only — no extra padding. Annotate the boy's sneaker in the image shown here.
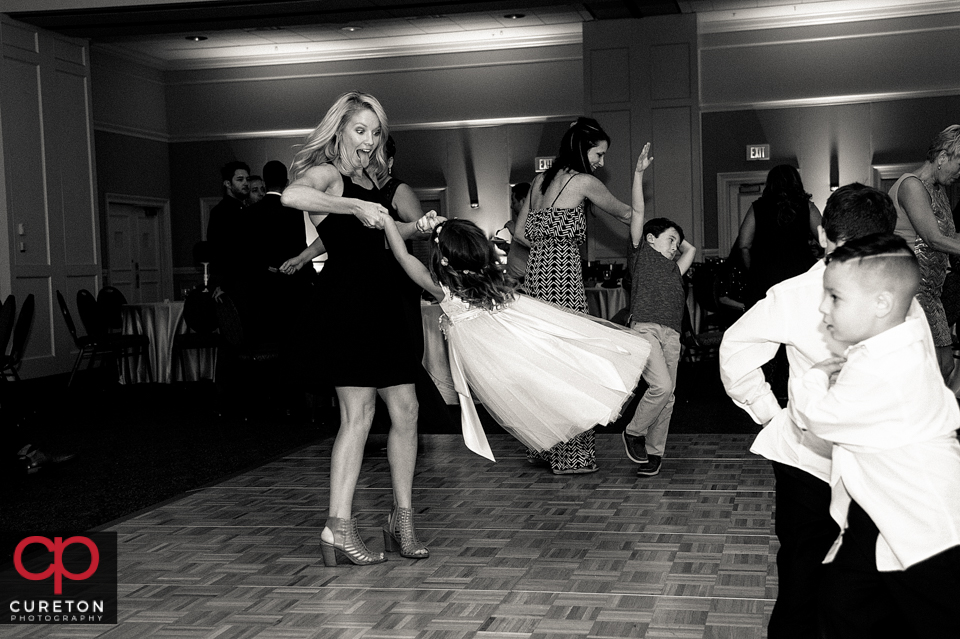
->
[637,455,662,477]
[622,432,648,463]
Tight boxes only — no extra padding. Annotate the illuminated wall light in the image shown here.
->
[503,14,525,19]
[185,36,207,42]
[339,26,362,33]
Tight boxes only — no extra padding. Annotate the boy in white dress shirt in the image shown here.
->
[719,183,924,639]
[790,233,960,638]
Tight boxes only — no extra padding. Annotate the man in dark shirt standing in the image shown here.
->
[245,160,319,414]
[206,160,251,289]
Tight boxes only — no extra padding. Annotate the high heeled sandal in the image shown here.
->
[382,506,429,559]
[319,517,386,566]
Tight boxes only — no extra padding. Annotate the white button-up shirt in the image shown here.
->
[790,316,960,571]
[719,261,835,482]
[719,261,934,485]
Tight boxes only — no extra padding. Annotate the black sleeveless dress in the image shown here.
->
[315,174,419,388]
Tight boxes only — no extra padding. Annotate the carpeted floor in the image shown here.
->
[0,357,755,563]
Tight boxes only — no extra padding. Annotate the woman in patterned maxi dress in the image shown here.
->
[890,124,960,380]
[515,117,652,474]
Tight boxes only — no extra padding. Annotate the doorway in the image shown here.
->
[104,194,173,303]
[717,171,768,259]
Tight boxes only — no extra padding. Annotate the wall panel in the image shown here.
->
[0,16,97,378]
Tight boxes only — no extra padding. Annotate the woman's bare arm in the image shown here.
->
[281,164,387,228]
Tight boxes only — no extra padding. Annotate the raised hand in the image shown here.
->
[636,142,653,173]
[418,210,445,233]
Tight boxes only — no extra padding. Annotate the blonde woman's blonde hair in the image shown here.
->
[289,91,390,184]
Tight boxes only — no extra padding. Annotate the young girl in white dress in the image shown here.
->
[382,214,650,461]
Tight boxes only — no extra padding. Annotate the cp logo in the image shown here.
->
[13,536,100,594]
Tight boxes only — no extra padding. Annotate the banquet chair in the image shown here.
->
[56,290,149,387]
[173,287,220,373]
[96,286,129,334]
[0,295,16,367]
[680,301,724,363]
[76,289,107,338]
[213,292,281,418]
[1,293,34,382]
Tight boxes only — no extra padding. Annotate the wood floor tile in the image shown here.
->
[43,433,782,638]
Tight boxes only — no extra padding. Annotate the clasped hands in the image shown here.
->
[363,208,445,233]
[811,356,846,387]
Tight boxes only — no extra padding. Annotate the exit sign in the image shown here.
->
[746,144,770,161]
[535,157,554,172]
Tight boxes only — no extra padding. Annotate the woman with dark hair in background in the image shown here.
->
[736,164,821,401]
[737,164,822,308]
[891,124,960,380]
[514,116,647,474]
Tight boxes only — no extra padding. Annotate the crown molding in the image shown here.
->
[93,23,583,71]
[698,0,960,34]
[95,114,577,144]
[700,86,960,113]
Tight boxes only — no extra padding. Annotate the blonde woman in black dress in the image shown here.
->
[282,91,438,565]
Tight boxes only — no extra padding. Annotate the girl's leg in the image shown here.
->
[321,385,377,545]
[378,383,419,509]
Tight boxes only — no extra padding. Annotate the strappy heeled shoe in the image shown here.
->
[382,506,429,559]
[319,517,386,566]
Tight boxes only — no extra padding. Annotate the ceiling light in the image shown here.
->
[504,14,525,19]
[339,26,362,33]
[185,36,207,42]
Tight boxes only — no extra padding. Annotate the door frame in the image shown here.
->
[717,170,768,260]
[871,163,917,189]
[412,187,447,218]
[103,193,174,301]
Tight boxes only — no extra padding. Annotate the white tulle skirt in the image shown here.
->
[443,295,650,459]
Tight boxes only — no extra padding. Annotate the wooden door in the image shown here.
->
[717,171,768,260]
[105,197,170,303]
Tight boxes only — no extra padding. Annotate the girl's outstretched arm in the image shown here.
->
[383,214,444,301]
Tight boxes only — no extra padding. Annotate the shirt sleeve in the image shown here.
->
[718,288,790,425]
[789,359,903,449]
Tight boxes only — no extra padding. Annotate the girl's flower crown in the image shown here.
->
[434,221,474,274]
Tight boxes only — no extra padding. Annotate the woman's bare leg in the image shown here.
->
[321,385,377,544]
[378,383,419,509]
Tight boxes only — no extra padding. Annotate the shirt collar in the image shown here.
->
[843,314,927,359]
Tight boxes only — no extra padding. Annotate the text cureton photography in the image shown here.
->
[0,532,117,625]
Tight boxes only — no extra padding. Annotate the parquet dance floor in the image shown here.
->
[11,432,777,638]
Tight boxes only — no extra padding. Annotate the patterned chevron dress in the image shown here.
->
[523,197,598,473]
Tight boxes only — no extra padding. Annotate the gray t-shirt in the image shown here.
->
[629,241,684,334]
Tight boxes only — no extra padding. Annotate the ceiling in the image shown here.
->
[5,0,680,38]
[2,0,953,69]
